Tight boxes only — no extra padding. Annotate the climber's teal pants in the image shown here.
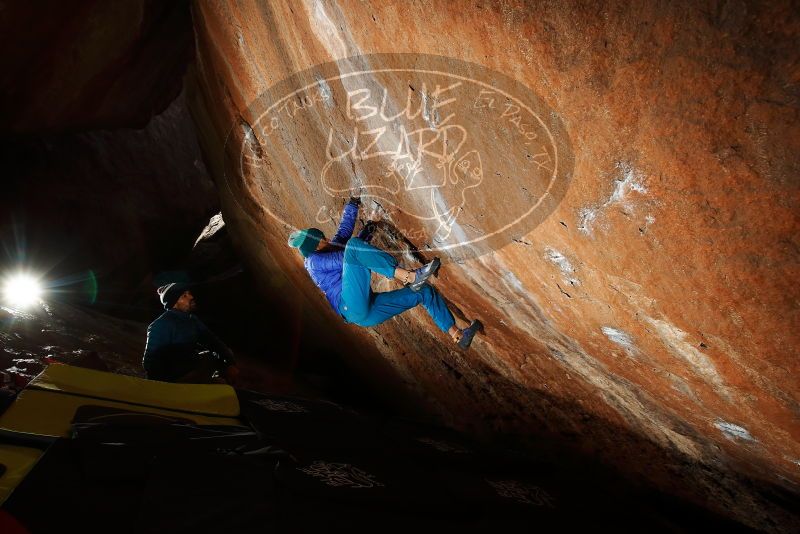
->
[338,238,456,333]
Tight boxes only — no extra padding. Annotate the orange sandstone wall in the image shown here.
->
[186,1,799,528]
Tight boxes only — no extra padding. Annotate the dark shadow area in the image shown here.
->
[430,353,800,533]
[1,377,764,533]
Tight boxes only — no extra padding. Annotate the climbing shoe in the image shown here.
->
[457,319,483,349]
[409,257,441,291]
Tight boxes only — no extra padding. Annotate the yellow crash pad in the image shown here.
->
[0,445,42,506]
[29,364,239,418]
[0,389,243,438]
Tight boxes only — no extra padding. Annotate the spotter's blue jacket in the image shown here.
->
[142,309,232,381]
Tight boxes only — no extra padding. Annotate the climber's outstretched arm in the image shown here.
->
[331,198,360,245]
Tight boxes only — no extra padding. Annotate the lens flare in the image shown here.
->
[2,274,43,309]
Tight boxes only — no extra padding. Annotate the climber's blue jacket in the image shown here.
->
[304,200,371,315]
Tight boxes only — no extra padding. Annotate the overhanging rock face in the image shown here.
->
[186,1,799,527]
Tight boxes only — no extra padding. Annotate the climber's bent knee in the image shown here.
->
[345,237,365,249]
[344,237,365,258]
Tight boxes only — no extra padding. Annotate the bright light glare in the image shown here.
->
[2,274,43,308]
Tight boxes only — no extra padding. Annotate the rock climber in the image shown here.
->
[143,282,240,384]
[288,197,482,349]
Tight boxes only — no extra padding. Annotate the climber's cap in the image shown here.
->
[288,228,324,258]
[157,282,191,310]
